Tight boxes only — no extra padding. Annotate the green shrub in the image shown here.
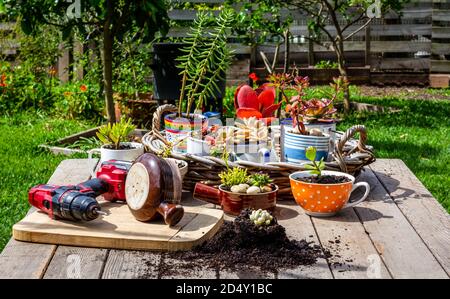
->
[53,82,104,121]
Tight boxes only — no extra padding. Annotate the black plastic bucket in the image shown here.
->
[151,43,225,113]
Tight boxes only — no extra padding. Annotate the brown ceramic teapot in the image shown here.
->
[125,153,184,226]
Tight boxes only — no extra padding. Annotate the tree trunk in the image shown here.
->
[103,0,116,123]
[283,30,290,74]
[336,39,350,113]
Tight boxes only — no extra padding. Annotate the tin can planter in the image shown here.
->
[305,121,337,142]
[289,170,370,217]
[283,130,330,163]
[164,113,208,153]
[187,137,211,156]
[193,183,278,216]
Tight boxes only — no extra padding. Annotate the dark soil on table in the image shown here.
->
[294,175,351,184]
[157,209,330,276]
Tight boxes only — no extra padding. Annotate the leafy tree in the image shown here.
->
[3,0,169,123]
[226,0,293,73]
[273,0,408,112]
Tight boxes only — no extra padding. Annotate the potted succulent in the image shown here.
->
[282,75,342,163]
[164,10,234,153]
[193,168,278,216]
[289,147,370,217]
[89,118,144,165]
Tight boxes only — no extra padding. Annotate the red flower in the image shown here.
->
[234,83,281,119]
[248,72,259,82]
[0,74,7,87]
[80,84,88,92]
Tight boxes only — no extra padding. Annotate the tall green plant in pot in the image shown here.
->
[164,9,234,153]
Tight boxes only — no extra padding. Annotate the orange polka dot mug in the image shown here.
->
[289,170,370,217]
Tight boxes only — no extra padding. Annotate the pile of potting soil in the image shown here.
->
[161,209,328,275]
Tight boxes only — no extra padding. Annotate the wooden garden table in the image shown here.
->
[0,158,449,279]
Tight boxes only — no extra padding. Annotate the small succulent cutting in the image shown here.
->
[249,209,274,227]
[304,146,326,177]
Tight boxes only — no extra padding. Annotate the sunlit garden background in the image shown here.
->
[0,0,449,251]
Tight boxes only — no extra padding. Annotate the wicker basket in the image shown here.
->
[142,104,376,200]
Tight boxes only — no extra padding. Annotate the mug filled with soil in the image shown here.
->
[289,170,370,217]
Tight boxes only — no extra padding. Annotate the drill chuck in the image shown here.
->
[59,192,103,221]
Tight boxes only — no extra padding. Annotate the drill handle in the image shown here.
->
[78,178,110,197]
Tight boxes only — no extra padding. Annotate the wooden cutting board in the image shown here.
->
[13,201,224,251]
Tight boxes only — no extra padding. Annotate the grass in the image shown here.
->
[0,112,93,251]
[337,96,450,213]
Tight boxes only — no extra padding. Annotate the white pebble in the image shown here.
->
[246,186,261,194]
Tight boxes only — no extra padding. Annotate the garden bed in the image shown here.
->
[40,127,149,155]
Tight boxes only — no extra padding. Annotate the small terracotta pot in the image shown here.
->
[289,170,370,217]
[193,183,278,216]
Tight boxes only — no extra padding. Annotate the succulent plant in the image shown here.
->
[249,209,274,226]
[248,173,273,188]
[219,167,249,188]
[234,83,281,119]
[96,118,136,150]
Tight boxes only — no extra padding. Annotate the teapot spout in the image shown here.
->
[193,183,221,205]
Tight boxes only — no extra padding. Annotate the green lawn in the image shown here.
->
[0,113,93,250]
[338,96,450,213]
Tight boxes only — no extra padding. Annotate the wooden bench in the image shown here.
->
[0,159,449,279]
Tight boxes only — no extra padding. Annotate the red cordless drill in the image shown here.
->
[29,160,131,221]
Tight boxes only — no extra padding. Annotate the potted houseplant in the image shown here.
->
[89,118,144,165]
[164,9,234,153]
[289,147,370,217]
[193,168,278,216]
[282,75,341,163]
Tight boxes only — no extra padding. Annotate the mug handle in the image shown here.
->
[87,148,101,177]
[343,182,370,209]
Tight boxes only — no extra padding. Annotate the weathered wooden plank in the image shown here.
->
[290,24,431,37]
[433,9,450,22]
[276,202,334,279]
[44,246,108,279]
[354,168,448,279]
[432,43,450,55]
[0,159,99,279]
[370,159,450,276]
[431,60,450,72]
[374,58,430,70]
[102,250,162,279]
[257,41,430,54]
[160,254,217,279]
[219,268,275,279]
[0,239,56,279]
[432,27,450,39]
[311,207,391,279]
